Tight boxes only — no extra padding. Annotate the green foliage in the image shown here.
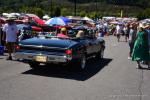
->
[88,12,96,19]
[107,0,149,7]
[0,0,150,18]
[19,6,29,13]
[19,6,44,18]
[79,11,86,17]
[61,8,71,16]
[34,8,44,18]
[137,8,150,20]
[53,6,61,17]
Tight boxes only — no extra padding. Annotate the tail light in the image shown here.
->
[66,49,72,55]
[15,45,20,50]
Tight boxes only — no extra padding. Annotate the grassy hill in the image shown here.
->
[0,0,148,18]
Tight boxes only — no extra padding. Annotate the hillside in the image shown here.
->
[0,0,149,18]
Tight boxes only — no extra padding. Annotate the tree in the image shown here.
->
[79,11,86,17]
[137,8,150,20]
[53,6,61,17]
[34,8,44,18]
[61,8,70,16]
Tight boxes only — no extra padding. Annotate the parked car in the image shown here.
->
[14,29,105,70]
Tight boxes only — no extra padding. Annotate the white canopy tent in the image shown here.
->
[82,17,94,22]
[43,15,50,20]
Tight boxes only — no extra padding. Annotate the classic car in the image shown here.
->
[14,29,105,70]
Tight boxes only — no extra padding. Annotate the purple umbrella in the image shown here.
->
[59,16,71,23]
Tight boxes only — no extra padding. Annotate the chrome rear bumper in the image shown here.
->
[14,52,69,63]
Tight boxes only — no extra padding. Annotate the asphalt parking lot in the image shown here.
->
[0,36,150,100]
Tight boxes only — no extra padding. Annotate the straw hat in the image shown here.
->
[139,23,149,29]
[144,25,149,28]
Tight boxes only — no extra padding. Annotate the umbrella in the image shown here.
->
[53,25,71,30]
[17,24,32,30]
[59,16,71,23]
[45,17,68,26]
[43,15,50,20]
[26,14,40,19]
[0,17,6,23]
[110,21,119,24]
[73,25,88,30]
[32,17,45,25]
[31,26,42,32]
[14,20,24,24]
[82,17,93,22]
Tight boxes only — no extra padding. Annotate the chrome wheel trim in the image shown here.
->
[81,56,86,69]
[101,49,104,58]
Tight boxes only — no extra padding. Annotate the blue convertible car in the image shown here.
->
[14,29,105,70]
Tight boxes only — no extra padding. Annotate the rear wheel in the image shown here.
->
[29,62,39,69]
[100,48,104,59]
[76,55,86,70]
[96,48,104,60]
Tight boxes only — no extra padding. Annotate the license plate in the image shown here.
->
[35,56,47,62]
[48,57,55,60]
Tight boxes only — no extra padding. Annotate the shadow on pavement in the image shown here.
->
[139,67,150,70]
[22,58,113,81]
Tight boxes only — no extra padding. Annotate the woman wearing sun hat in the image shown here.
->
[57,27,69,38]
[132,23,150,69]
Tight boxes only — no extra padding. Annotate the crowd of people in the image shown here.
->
[95,18,150,69]
[0,15,94,60]
[1,13,150,70]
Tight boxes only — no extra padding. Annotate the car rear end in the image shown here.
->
[14,38,77,67]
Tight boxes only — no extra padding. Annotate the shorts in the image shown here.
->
[6,42,16,53]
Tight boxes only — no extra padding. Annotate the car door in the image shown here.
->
[93,38,102,53]
[86,38,97,54]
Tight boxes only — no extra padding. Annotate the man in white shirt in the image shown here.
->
[116,24,121,42]
[3,17,18,60]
